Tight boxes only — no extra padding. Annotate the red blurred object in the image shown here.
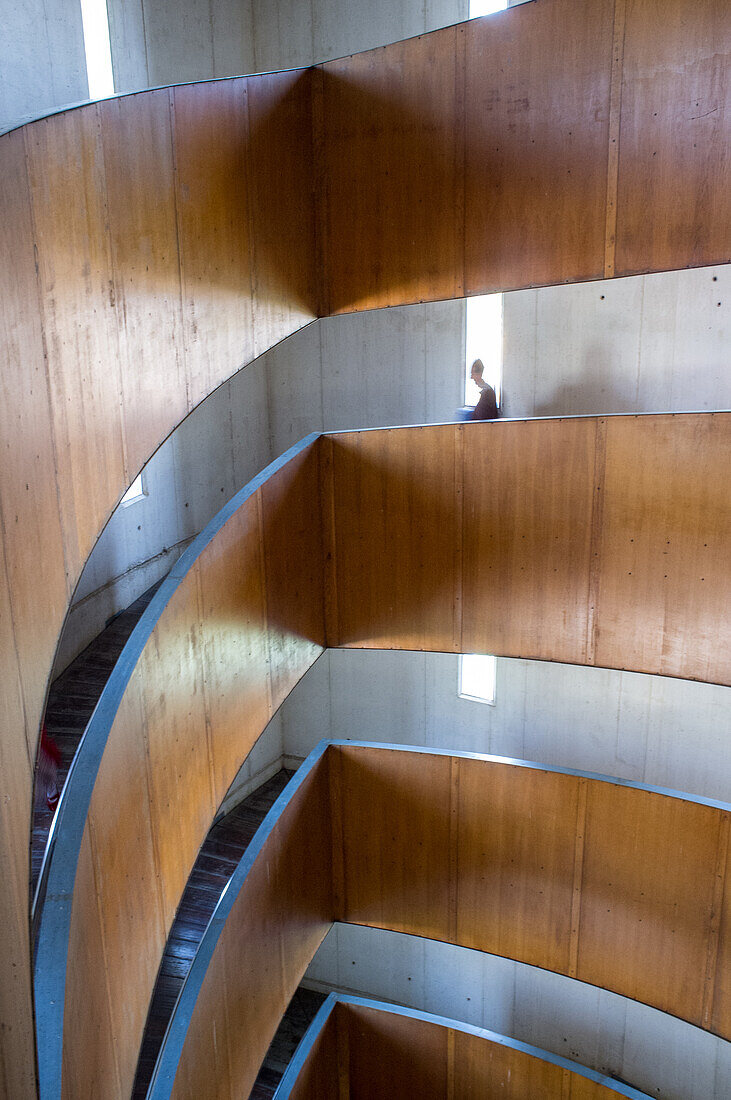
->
[37,724,61,812]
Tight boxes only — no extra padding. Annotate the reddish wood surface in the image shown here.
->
[0,3,727,1092]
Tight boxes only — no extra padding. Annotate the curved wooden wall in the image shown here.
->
[0,0,728,1093]
[48,412,731,1100]
[164,742,730,1100]
[323,416,730,683]
[276,994,651,1100]
[55,439,325,1100]
[1,72,316,1100]
[319,0,730,312]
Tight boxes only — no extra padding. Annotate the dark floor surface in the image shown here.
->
[32,581,162,898]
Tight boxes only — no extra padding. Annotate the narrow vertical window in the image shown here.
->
[459,654,497,705]
[464,294,503,408]
[469,1,508,18]
[80,0,115,100]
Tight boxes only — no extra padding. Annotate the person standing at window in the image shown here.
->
[470,359,500,420]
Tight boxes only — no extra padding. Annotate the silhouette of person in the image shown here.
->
[470,359,500,420]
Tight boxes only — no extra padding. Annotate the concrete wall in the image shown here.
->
[303,924,730,1100]
[62,261,730,673]
[281,650,731,803]
[107,0,469,92]
[503,265,730,417]
[0,0,87,132]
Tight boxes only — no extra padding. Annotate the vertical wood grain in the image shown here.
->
[463,0,614,293]
[576,782,722,1025]
[0,127,69,751]
[99,91,188,483]
[594,414,731,681]
[327,426,461,650]
[63,828,122,1100]
[603,0,627,277]
[345,1004,449,1099]
[197,496,272,808]
[285,1006,340,1100]
[461,418,598,665]
[615,0,731,275]
[0,527,37,1100]
[246,69,319,350]
[171,78,255,411]
[260,441,327,710]
[24,106,127,571]
[702,814,729,1028]
[321,27,465,313]
[338,745,452,941]
[456,758,579,974]
[139,572,213,928]
[710,817,731,1038]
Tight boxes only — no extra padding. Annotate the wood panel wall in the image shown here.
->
[285,1000,641,1099]
[324,415,731,685]
[332,745,731,1040]
[59,411,731,1097]
[1,1,727,1093]
[63,443,325,1100]
[171,751,334,1100]
[171,743,728,1099]
[1,72,317,1098]
[319,0,730,313]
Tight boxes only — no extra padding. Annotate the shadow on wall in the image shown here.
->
[321,4,613,314]
[533,341,643,417]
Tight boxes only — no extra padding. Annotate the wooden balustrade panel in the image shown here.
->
[1,72,317,1095]
[0,2,727,1091]
[302,1001,634,1099]
[173,745,721,1098]
[282,1008,339,1100]
[321,0,728,313]
[593,414,730,683]
[334,745,730,1038]
[171,753,334,1100]
[64,443,325,1100]
[615,0,731,276]
[325,414,731,685]
[321,426,463,652]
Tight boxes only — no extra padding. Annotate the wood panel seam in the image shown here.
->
[84,818,125,1099]
[568,776,588,979]
[138,678,172,936]
[604,0,627,278]
[0,497,33,769]
[329,746,346,921]
[311,66,329,317]
[448,757,460,944]
[164,88,192,414]
[96,101,132,486]
[319,437,340,648]
[194,563,220,817]
[586,418,608,666]
[702,810,729,1028]
[21,123,73,601]
[453,425,464,654]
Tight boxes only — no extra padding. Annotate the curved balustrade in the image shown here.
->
[35,434,325,1100]
[274,993,652,1099]
[37,413,730,1100]
[151,741,730,1100]
[1,1,728,1093]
